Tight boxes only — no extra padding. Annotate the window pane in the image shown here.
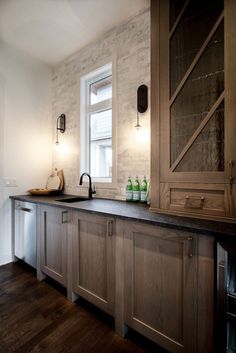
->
[90,76,112,105]
[90,109,112,178]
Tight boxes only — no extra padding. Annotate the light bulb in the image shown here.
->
[134,126,149,144]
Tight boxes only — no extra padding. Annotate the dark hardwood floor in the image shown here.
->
[0,262,166,353]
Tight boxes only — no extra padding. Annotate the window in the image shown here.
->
[80,63,114,183]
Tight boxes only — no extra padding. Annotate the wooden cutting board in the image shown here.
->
[46,173,61,190]
[57,169,65,191]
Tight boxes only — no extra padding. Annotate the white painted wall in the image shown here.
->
[0,40,52,265]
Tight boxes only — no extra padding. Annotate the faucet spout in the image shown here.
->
[79,173,96,199]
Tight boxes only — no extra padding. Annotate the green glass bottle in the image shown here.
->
[132,176,140,202]
[140,176,147,203]
[125,177,133,201]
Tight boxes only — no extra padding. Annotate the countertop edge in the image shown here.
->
[10,195,236,238]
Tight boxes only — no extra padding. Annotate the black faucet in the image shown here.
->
[79,173,96,199]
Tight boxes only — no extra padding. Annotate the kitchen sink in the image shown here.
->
[56,197,90,203]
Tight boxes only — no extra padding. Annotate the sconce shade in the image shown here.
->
[57,114,66,133]
[56,114,66,144]
[137,85,148,113]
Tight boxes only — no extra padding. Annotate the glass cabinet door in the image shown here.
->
[169,0,224,172]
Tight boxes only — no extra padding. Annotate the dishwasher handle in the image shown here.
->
[18,207,32,213]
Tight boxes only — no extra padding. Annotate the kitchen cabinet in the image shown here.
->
[151,0,236,219]
[11,195,217,352]
[117,220,214,353]
[39,205,68,286]
[197,235,215,353]
[71,211,115,315]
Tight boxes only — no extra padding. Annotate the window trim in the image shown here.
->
[79,57,117,188]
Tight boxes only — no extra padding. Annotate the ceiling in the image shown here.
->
[0,0,149,66]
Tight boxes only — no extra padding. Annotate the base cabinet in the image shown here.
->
[118,220,214,353]
[12,199,215,352]
[39,205,68,286]
[71,211,115,315]
[197,235,214,353]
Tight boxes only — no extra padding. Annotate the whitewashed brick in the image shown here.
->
[52,6,150,200]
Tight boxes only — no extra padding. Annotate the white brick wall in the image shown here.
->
[52,6,150,200]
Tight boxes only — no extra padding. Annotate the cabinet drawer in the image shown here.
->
[161,183,228,217]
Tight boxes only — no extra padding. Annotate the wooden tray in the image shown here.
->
[28,188,51,195]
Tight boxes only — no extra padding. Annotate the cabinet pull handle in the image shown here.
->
[184,195,205,209]
[187,236,193,258]
[229,160,234,195]
[61,211,68,224]
[19,207,32,213]
[107,220,113,236]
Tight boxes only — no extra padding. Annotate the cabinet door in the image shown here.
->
[123,221,197,353]
[40,205,68,286]
[197,235,214,353]
[151,0,236,218]
[72,211,115,315]
[158,0,226,180]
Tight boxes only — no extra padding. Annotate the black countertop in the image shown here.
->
[10,194,236,238]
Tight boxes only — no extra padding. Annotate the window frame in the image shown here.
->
[79,58,117,188]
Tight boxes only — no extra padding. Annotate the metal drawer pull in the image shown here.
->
[184,195,205,209]
[107,220,113,237]
[61,211,68,224]
[187,236,193,258]
[19,207,32,213]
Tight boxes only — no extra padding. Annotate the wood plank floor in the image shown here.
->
[0,262,167,353]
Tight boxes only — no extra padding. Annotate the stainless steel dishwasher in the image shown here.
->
[14,200,36,269]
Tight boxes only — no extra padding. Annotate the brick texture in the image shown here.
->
[52,6,150,200]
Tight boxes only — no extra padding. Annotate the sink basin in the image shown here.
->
[56,197,90,203]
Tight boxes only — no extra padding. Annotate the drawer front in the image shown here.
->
[160,183,228,217]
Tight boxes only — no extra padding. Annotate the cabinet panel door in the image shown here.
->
[72,212,115,315]
[124,221,197,353]
[40,206,67,286]
[197,235,214,353]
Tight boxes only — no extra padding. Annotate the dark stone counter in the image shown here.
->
[10,194,236,237]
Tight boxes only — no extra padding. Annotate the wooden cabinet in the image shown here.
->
[13,198,216,352]
[197,235,215,353]
[117,220,214,353]
[151,0,236,219]
[71,211,115,315]
[39,205,68,286]
[122,220,197,353]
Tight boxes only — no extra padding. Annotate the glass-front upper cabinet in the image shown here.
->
[170,0,224,172]
[151,0,236,219]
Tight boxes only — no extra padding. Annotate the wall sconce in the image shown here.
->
[56,114,66,145]
[135,84,148,129]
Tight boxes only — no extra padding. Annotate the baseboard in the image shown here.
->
[0,252,13,266]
